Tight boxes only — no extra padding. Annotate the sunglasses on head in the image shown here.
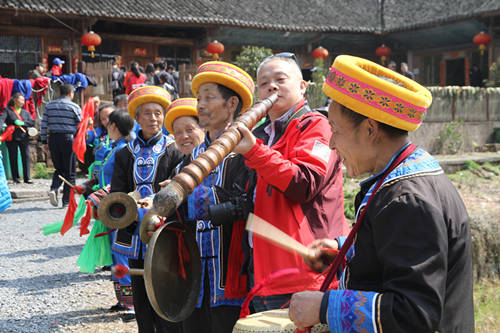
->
[262,52,299,65]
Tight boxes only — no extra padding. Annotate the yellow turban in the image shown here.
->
[323,55,432,131]
[191,61,254,112]
[164,98,198,134]
[127,86,172,118]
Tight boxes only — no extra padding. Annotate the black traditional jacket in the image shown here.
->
[324,145,474,333]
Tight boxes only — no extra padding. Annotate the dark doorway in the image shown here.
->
[445,58,465,86]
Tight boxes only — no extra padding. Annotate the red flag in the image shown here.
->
[60,188,77,235]
[79,200,92,236]
[0,125,15,142]
[72,97,95,163]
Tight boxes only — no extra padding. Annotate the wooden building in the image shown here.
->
[0,0,499,87]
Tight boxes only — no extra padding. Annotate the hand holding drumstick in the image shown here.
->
[246,213,339,272]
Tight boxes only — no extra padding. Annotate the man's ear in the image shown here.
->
[299,80,307,97]
[226,95,239,114]
[364,118,380,141]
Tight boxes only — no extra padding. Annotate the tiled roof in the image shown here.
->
[2,0,499,33]
[1,0,380,32]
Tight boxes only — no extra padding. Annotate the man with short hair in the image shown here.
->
[28,63,45,79]
[234,54,349,311]
[41,83,81,207]
[401,62,415,80]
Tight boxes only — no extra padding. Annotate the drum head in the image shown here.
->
[233,309,330,333]
[27,127,38,137]
[144,221,201,322]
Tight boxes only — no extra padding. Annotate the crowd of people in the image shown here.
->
[3,52,474,333]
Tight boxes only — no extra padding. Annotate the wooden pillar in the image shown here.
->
[440,60,446,87]
[465,57,470,86]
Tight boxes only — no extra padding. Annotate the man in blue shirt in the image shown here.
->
[41,84,81,207]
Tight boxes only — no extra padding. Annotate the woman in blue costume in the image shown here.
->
[76,109,136,315]
[84,103,114,175]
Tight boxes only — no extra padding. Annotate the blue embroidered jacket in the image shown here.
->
[325,144,474,333]
[176,134,250,308]
[109,131,183,259]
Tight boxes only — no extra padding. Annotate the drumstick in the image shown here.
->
[58,175,75,189]
[246,213,312,258]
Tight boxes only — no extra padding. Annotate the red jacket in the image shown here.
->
[244,104,349,296]
[125,73,146,94]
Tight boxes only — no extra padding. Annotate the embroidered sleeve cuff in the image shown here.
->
[327,290,381,333]
[187,185,216,220]
[336,236,355,261]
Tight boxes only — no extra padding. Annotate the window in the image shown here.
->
[0,36,41,79]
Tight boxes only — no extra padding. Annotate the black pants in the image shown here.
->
[182,266,241,333]
[48,133,76,204]
[6,138,30,181]
[129,251,183,333]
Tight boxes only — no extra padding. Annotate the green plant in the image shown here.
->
[234,46,273,81]
[343,189,357,220]
[311,58,326,84]
[465,160,482,172]
[33,162,50,179]
[436,121,464,154]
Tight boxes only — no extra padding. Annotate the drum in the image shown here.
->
[233,309,329,333]
[27,127,38,138]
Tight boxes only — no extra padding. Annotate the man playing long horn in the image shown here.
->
[233,53,349,311]
[176,61,255,333]
[109,86,184,333]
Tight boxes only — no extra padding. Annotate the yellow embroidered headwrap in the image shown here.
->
[164,98,198,133]
[191,61,255,112]
[127,86,172,118]
[323,55,432,131]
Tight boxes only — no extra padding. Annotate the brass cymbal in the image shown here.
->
[97,192,138,229]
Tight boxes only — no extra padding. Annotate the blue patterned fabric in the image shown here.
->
[129,133,169,198]
[98,138,126,188]
[110,133,168,260]
[331,143,444,330]
[327,289,380,333]
[0,152,12,213]
[181,137,244,308]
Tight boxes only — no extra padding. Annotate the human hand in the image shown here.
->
[137,197,153,209]
[14,119,25,126]
[289,291,323,330]
[233,122,256,155]
[158,179,171,187]
[304,238,339,273]
[73,185,86,195]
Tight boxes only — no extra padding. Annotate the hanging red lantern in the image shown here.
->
[81,31,102,59]
[473,31,492,55]
[206,40,224,60]
[312,46,329,59]
[375,44,391,65]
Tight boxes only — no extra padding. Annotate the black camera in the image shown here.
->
[208,184,253,227]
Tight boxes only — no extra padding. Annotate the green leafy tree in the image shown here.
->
[235,46,273,80]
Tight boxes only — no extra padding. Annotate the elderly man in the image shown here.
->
[288,55,474,332]
[234,53,348,311]
[110,86,183,332]
[175,61,255,333]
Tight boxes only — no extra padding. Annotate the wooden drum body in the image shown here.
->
[233,309,329,333]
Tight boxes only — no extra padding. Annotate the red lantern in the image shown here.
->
[81,31,102,58]
[206,40,224,60]
[312,46,329,59]
[375,44,391,65]
[473,32,492,55]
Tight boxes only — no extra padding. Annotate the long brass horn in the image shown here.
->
[97,191,141,229]
[143,93,278,234]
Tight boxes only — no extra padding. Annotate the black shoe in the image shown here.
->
[13,178,21,183]
[24,180,34,184]
[108,302,127,312]
[101,265,111,272]
[62,202,69,209]
[120,311,136,322]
